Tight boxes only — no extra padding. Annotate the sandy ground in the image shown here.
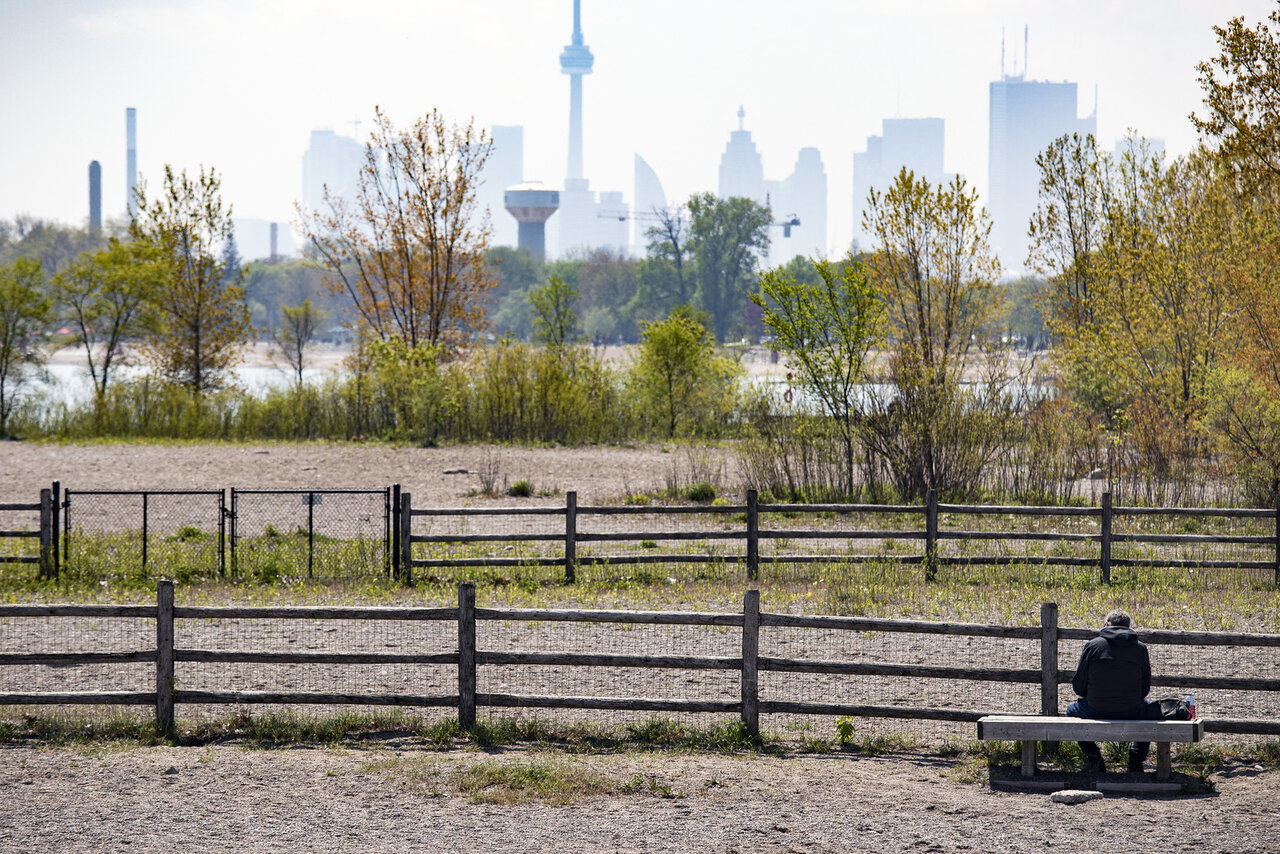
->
[0,440,736,507]
[4,441,1279,852]
[2,742,1277,853]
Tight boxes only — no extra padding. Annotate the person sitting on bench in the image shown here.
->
[1066,609,1152,772]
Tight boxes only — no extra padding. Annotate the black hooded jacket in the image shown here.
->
[1071,625,1152,717]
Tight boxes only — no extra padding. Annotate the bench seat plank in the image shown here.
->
[977,715,1204,743]
[977,715,1205,782]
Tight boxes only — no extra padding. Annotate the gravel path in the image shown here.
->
[2,743,1276,853]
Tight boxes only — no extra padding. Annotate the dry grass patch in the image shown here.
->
[366,755,622,804]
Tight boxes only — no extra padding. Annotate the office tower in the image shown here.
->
[483,125,524,248]
[126,107,137,218]
[776,147,827,261]
[301,129,364,214]
[852,118,946,250]
[718,106,766,205]
[989,69,1096,268]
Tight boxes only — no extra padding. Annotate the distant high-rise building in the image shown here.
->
[633,155,667,251]
[988,70,1095,269]
[774,147,827,262]
[718,106,766,205]
[126,108,137,218]
[301,129,363,214]
[852,118,947,251]
[88,160,102,235]
[482,125,524,248]
[554,0,629,258]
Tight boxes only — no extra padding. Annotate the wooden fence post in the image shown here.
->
[1040,602,1059,754]
[156,580,175,736]
[51,481,60,578]
[746,490,759,582]
[1100,492,1113,585]
[38,488,53,579]
[400,492,413,587]
[741,589,760,736]
[1274,492,1279,588]
[458,581,476,729]
[925,488,938,582]
[391,483,401,580]
[564,491,577,584]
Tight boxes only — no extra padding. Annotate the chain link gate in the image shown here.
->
[62,490,227,578]
[229,489,392,581]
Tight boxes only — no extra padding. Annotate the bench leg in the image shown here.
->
[1156,742,1171,781]
[1021,740,1036,777]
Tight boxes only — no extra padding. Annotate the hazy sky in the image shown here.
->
[1,0,1274,256]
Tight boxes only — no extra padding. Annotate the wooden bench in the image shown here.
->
[977,715,1205,782]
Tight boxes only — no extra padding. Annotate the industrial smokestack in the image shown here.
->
[88,160,102,235]
[270,222,279,261]
[126,107,137,218]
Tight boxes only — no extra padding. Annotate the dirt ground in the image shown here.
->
[4,442,1279,852]
[2,742,1277,853]
[0,440,731,507]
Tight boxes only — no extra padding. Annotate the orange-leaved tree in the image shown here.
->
[298,107,495,355]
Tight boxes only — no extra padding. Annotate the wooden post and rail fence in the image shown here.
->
[9,483,1279,586]
[0,481,59,579]
[394,489,1280,587]
[3,582,1279,739]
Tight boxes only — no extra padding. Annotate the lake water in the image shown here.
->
[34,362,335,405]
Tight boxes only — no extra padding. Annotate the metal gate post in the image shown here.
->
[307,491,315,577]
[391,483,401,579]
[141,492,149,572]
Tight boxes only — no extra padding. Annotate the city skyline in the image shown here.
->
[0,0,1270,265]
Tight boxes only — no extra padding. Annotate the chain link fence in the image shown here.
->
[63,490,225,580]
[230,489,391,581]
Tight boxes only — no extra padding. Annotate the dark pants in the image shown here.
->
[1065,698,1151,764]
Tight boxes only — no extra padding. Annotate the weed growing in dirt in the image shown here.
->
[450,759,614,804]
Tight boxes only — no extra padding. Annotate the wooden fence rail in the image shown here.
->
[0,482,58,578]
[401,489,1280,586]
[2,582,1280,740]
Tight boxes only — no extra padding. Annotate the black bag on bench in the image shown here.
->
[1142,697,1191,721]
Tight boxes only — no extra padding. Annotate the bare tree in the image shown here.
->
[298,107,495,355]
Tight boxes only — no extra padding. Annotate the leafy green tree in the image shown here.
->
[753,255,884,495]
[0,258,51,435]
[1193,6,1280,196]
[272,298,325,385]
[50,239,166,400]
[862,167,1007,498]
[1028,133,1110,334]
[0,217,104,274]
[629,305,741,438]
[131,165,253,392]
[221,232,244,289]
[628,206,693,325]
[687,193,772,342]
[529,275,581,348]
[1002,275,1048,350]
[242,258,341,334]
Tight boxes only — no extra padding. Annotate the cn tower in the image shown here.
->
[560,0,593,186]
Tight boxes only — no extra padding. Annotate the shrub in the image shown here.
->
[683,482,716,502]
[508,480,533,498]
